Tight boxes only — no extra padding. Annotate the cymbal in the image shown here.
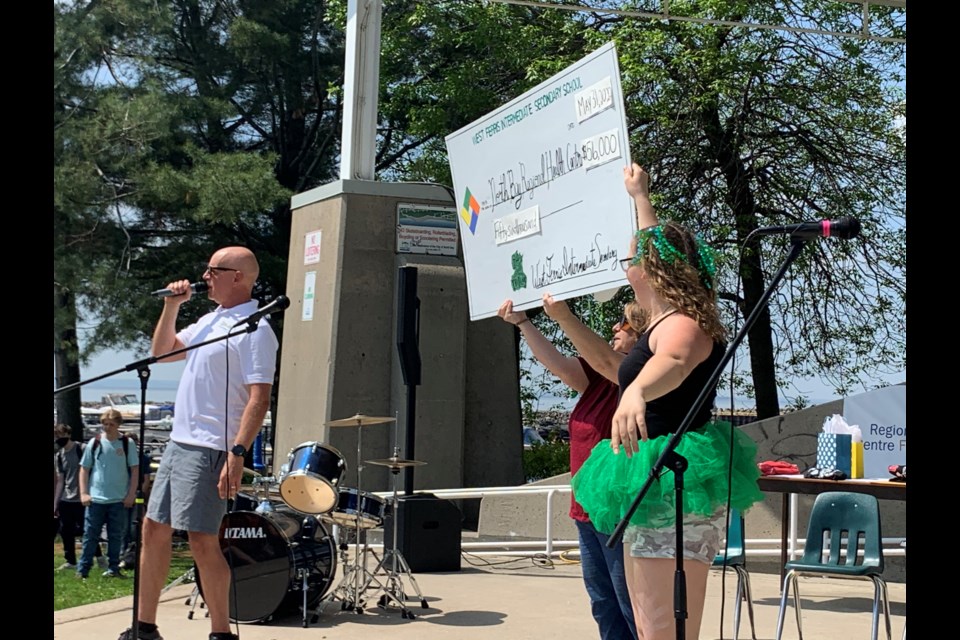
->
[365,456,427,469]
[327,414,397,427]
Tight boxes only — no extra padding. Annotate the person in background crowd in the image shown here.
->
[55,424,107,570]
[77,409,139,579]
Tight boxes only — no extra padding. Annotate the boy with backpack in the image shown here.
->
[76,409,139,579]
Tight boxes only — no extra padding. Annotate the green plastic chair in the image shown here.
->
[712,508,756,640]
[775,491,892,640]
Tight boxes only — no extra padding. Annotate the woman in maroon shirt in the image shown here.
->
[499,297,643,640]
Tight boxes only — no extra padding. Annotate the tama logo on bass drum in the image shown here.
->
[223,526,266,539]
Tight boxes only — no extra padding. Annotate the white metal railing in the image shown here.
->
[372,484,905,560]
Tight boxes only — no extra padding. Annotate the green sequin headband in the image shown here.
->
[632,225,717,290]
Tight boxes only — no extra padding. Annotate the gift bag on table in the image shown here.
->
[816,432,852,476]
[816,414,863,478]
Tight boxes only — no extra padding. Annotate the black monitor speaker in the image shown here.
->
[383,493,461,572]
[396,266,422,386]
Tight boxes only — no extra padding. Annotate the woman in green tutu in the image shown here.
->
[571,163,763,640]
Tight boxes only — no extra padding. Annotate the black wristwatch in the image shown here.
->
[230,443,248,458]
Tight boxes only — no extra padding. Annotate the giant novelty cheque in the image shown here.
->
[445,42,636,321]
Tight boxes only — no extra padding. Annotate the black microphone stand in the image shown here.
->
[606,237,809,640]
[53,316,272,637]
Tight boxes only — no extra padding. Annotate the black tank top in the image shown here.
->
[617,312,725,439]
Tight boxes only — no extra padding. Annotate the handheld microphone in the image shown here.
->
[151,281,209,297]
[754,216,861,240]
[232,295,291,328]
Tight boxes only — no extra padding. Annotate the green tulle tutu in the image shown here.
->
[571,421,763,534]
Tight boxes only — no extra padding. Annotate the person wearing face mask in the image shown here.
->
[54,423,104,571]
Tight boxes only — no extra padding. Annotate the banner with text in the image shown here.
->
[445,42,634,320]
[843,384,906,479]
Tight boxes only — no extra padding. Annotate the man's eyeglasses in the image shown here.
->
[205,265,239,276]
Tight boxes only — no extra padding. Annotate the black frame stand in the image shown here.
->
[606,238,809,640]
[53,319,269,637]
[396,265,422,496]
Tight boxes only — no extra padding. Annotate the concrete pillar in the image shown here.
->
[275,180,525,496]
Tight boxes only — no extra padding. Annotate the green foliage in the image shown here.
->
[522,440,571,483]
[603,1,906,415]
[54,1,907,424]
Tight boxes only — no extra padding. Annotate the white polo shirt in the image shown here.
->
[170,299,278,450]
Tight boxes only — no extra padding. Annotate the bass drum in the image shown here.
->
[196,509,337,623]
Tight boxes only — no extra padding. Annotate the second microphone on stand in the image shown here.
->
[232,295,291,328]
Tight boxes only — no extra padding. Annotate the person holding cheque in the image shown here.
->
[572,164,763,640]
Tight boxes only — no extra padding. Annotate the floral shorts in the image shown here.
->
[622,509,725,565]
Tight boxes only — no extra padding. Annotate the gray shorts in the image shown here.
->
[622,509,725,565]
[146,440,227,535]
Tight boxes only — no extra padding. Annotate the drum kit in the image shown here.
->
[189,413,430,628]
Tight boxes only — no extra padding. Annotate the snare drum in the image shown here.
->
[322,487,387,530]
[280,442,346,514]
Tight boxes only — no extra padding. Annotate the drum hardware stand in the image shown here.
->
[185,585,208,620]
[321,414,395,615]
[162,565,208,620]
[363,447,430,619]
[291,519,326,628]
[164,567,207,621]
[296,564,319,627]
[252,475,276,513]
[326,523,380,614]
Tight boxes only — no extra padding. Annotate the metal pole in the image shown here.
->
[340,0,383,180]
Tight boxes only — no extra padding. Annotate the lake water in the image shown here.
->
[60,378,180,405]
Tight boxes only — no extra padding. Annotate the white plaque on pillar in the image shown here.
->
[304,230,321,265]
[302,271,316,321]
[444,41,634,320]
[396,203,458,256]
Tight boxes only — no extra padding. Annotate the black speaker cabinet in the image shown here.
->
[383,493,461,572]
[396,266,422,386]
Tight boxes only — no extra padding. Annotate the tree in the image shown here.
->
[605,2,905,416]
[454,2,907,419]
[54,1,293,428]
[53,1,588,427]
[55,1,907,424]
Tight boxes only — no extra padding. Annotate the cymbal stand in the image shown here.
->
[324,416,377,614]
[365,447,429,619]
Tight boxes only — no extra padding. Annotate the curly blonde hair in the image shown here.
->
[634,223,726,343]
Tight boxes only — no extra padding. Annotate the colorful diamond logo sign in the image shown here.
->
[460,188,480,235]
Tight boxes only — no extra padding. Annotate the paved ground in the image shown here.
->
[54,551,906,640]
